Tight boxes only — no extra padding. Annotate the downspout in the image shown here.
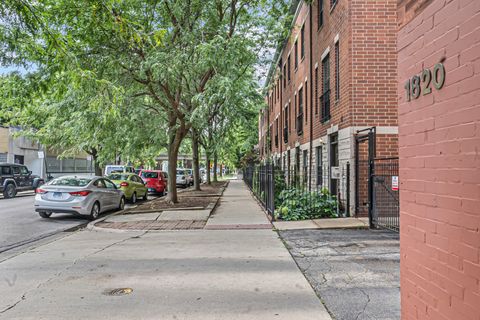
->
[308,3,314,191]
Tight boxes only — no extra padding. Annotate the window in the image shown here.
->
[287,102,292,133]
[318,0,324,28]
[0,153,6,163]
[331,0,338,8]
[294,93,297,129]
[1,166,11,175]
[301,25,305,59]
[316,146,322,187]
[294,41,298,69]
[12,166,20,175]
[104,179,116,189]
[315,66,319,115]
[305,80,308,123]
[283,64,287,87]
[298,88,303,116]
[287,55,291,81]
[321,54,331,122]
[335,41,340,101]
[19,166,28,175]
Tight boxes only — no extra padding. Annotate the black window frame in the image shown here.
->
[335,41,340,101]
[287,55,291,82]
[283,64,287,87]
[294,40,298,70]
[301,24,305,59]
[318,0,324,29]
[321,54,331,123]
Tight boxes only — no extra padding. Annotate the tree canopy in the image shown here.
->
[0,0,292,202]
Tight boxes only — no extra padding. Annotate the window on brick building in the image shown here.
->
[283,64,287,87]
[297,88,303,135]
[287,102,292,133]
[321,54,331,122]
[318,0,323,28]
[335,41,340,101]
[294,93,297,129]
[294,41,298,69]
[331,0,338,8]
[301,25,305,59]
[298,88,303,116]
[315,66,318,115]
[287,55,291,82]
[305,80,308,123]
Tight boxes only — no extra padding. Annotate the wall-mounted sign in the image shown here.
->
[404,63,446,101]
[38,151,45,159]
[392,176,399,191]
[331,166,340,179]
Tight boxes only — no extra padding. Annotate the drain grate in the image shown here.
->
[104,288,133,296]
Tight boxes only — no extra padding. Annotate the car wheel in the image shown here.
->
[89,202,100,220]
[142,191,148,201]
[131,192,137,204]
[118,197,125,210]
[38,211,52,218]
[159,190,165,197]
[3,184,16,199]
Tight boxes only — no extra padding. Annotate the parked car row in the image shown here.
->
[32,166,171,221]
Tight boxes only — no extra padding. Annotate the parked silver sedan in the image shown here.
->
[34,176,125,220]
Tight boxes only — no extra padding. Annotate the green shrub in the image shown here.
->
[274,188,338,221]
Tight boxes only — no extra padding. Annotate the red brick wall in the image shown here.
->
[398,1,480,319]
[351,0,398,127]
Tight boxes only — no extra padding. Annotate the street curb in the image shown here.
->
[88,181,229,233]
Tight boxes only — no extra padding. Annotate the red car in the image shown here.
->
[140,170,167,196]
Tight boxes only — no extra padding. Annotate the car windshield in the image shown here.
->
[141,172,158,179]
[177,170,185,175]
[48,177,91,187]
[106,166,124,174]
[107,174,130,181]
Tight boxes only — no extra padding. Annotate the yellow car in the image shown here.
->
[107,173,148,203]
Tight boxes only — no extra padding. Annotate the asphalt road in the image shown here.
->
[0,192,158,254]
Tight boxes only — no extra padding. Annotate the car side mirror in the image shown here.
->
[28,171,32,175]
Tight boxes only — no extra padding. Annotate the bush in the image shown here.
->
[274,188,338,221]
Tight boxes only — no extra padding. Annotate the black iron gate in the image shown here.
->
[371,157,399,232]
[355,127,376,220]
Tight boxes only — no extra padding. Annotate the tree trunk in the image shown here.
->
[213,151,218,182]
[206,154,211,185]
[166,127,185,204]
[191,128,201,191]
[219,163,223,178]
[89,148,102,176]
[94,160,102,176]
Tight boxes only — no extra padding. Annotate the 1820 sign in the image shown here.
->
[404,63,446,101]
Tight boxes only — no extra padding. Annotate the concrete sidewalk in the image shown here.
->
[1,180,331,320]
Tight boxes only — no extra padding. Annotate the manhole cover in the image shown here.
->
[104,288,133,296]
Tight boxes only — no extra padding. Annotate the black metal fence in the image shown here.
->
[243,163,340,221]
[371,157,399,232]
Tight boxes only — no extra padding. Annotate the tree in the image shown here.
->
[1,0,292,202]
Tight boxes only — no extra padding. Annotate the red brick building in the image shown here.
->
[398,0,480,319]
[259,0,398,215]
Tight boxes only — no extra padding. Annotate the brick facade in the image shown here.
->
[398,0,480,319]
[259,0,398,215]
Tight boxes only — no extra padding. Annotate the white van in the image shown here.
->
[104,165,135,176]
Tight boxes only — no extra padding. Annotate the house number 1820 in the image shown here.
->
[404,63,446,101]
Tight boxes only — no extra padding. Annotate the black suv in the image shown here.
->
[0,163,44,198]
